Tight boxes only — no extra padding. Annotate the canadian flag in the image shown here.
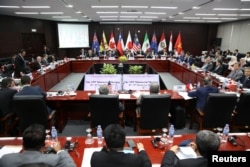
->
[186,83,193,91]
[108,31,116,50]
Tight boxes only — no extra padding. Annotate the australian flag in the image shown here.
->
[92,32,100,53]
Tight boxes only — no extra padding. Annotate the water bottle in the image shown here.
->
[221,124,229,143]
[97,125,103,144]
[70,83,75,92]
[197,81,200,88]
[168,124,175,144]
[51,126,58,142]
[95,85,99,94]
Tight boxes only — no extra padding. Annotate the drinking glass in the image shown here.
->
[85,128,94,144]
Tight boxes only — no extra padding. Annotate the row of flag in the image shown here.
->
[92,31,183,56]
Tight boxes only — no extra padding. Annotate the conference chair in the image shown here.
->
[89,94,124,131]
[189,93,237,130]
[136,94,171,135]
[13,95,56,133]
[0,113,18,136]
[232,92,250,131]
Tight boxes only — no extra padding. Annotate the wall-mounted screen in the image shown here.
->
[57,23,89,48]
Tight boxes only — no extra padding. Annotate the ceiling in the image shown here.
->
[0,0,250,23]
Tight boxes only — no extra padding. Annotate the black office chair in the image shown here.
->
[136,94,171,135]
[13,95,56,133]
[89,94,124,131]
[190,93,237,130]
[232,92,250,131]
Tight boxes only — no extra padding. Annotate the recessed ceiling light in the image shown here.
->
[99,16,118,18]
[196,13,216,16]
[213,8,238,10]
[178,12,184,15]
[66,4,73,8]
[120,16,138,18]
[40,12,63,15]
[121,6,148,8]
[92,6,119,8]
[240,8,250,10]
[140,16,158,19]
[217,14,238,16]
[61,19,79,21]
[174,20,189,22]
[151,6,177,9]
[240,14,250,16]
[192,6,200,9]
[145,12,166,15]
[75,11,82,14]
[0,6,20,8]
[220,18,238,20]
[96,12,119,14]
[120,12,142,14]
[21,6,50,8]
[15,12,39,14]
[202,17,219,19]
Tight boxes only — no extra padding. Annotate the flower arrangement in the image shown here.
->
[118,55,128,63]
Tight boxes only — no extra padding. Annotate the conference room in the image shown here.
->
[0,0,250,166]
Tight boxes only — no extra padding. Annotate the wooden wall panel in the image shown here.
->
[0,15,218,60]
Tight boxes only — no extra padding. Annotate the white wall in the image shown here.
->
[217,19,250,53]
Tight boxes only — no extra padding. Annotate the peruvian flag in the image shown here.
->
[108,31,116,50]
[158,31,167,52]
[168,32,173,52]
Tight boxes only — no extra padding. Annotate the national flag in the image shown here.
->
[186,82,193,91]
[125,31,133,50]
[91,32,100,53]
[142,32,150,53]
[174,32,183,55]
[117,32,125,55]
[150,32,158,53]
[158,32,167,52]
[168,32,173,52]
[100,31,108,52]
[132,33,141,53]
[108,31,116,50]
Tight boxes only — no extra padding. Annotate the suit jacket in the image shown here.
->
[188,86,219,111]
[0,88,17,116]
[91,147,152,167]
[240,76,250,88]
[227,69,244,81]
[14,54,26,78]
[201,62,214,72]
[32,62,42,71]
[161,150,208,167]
[16,85,46,98]
[0,150,76,167]
[213,65,224,75]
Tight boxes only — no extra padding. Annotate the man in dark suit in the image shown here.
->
[14,49,27,78]
[201,55,214,72]
[188,76,219,112]
[0,77,17,116]
[15,76,52,113]
[161,130,220,167]
[32,56,42,71]
[240,67,250,88]
[91,124,151,167]
[213,59,224,75]
[16,75,46,98]
[0,124,76,167]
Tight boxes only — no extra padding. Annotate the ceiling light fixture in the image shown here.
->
[92,6,119,8]
[0,6,20,8]
[151,6,177,9]
[21,6,50,8]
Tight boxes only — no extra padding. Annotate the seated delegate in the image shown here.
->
[0,124,76,167]
[161,130,220,167]
[91,124,152,167]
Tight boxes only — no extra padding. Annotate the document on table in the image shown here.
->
[82,147,160,167]
[176,146,197,159]
[178,92,194,100]
[0,145,22,158]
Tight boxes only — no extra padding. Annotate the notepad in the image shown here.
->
[0,145,22,158]
[176,146,197,160]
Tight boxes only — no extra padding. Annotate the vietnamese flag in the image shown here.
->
[174,32,182,55]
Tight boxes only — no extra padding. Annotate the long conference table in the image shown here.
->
[0,133,250,167]
[30,58,220,132]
